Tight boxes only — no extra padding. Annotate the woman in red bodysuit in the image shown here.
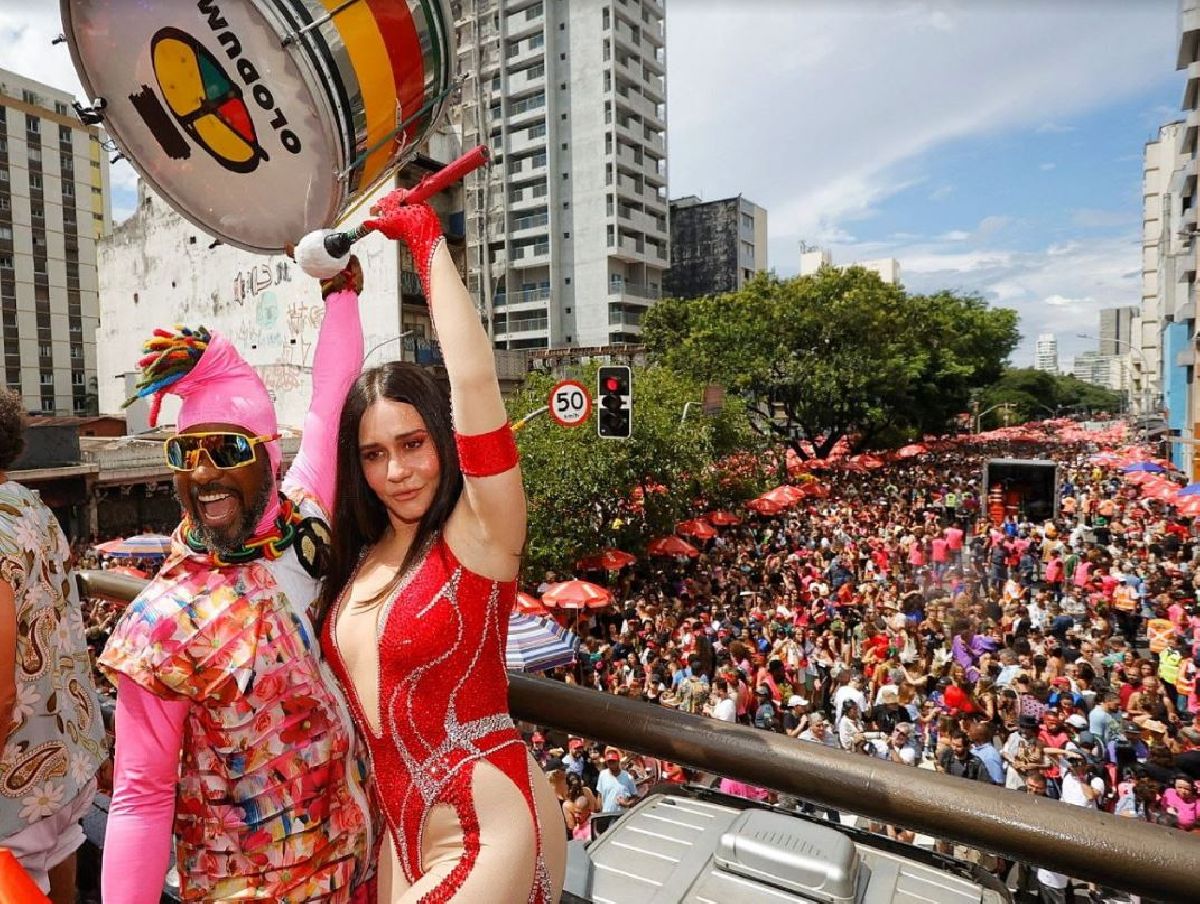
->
[317,200,566,903]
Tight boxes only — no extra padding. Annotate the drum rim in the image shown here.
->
[58,0,349,252]
[57,0,457,252]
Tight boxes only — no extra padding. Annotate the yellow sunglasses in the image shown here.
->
[163,431,278,472]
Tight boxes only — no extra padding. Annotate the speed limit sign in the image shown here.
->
[548,380,592,427]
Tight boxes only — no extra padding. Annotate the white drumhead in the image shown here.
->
[63,0,343,252]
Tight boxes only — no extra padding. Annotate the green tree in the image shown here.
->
[976,368,1122,427]
[508,364,763,580]
[642,267,1018,457]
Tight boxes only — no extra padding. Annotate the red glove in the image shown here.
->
[365,198,445,299]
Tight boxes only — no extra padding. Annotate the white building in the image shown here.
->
[1139,119,1186,415]
[798,247,900,285]
[456,0,669,349]
[1034,333,1058,374]
[1072,351,1128,394]
[0,68,111,414]
[95,129,530,430]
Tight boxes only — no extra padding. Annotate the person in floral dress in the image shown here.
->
[0,387,107,903]
[98,261,375,902]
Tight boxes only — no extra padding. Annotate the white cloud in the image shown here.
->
[939,229,971,241]
[929,185,955,202]
[1044,294,1090,307]
[1039,162,1057,171]
[1036,122,1078,134]
[669,2,1175,243]
[1072,208,1131,229]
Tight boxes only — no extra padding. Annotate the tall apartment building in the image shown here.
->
[1098,305,1138,356]
[1138,120,1184,422]
[1034,333,1058,374]
[456,0,668,349]
[664,194,766,299]
[0,69,110,415]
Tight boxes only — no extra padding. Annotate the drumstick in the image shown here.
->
[296,145,491,278]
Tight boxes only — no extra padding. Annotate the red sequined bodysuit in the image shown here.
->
[322,536,552,903]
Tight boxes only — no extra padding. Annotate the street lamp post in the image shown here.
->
[973,402,1015,434]
[363,330,415,365]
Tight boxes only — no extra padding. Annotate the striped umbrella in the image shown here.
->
[541,579,613,610]
[1175,482,1200,498]
[506,613,579,672]
[1177,495,1200,517]
[95,534,173,557]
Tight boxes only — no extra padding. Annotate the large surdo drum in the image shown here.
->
[62,0,457,252]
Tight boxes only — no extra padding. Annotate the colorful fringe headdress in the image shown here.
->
[123,325,280,474]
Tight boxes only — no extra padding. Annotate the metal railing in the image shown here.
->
[78,571,1199,901]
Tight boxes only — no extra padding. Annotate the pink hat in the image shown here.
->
[131,327,280,478]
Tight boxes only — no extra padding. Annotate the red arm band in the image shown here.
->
[456,422,520,477]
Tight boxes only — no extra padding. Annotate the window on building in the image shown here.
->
[530,33,544,50]
[25,115,39,135]
[603,7,610,28]
[29,174,42,190]
[0,169,7,183]
[0,256,10,269]
[39,344,51,358]
[22,89,40,105]
[526,2,543,20]
[0,227,9,241]
[55,101,70,116]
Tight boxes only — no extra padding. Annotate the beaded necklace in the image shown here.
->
[182,494,329,577]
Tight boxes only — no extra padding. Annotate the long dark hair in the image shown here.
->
[316,362,463,625]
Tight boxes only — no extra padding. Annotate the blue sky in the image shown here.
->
[667,0,1183,368]
[2,0,1186,368]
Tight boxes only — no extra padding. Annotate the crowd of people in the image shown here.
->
[517,439,1200,902]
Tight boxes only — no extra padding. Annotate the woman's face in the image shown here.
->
[358,398,441,525]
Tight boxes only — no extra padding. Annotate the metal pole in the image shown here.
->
[505,675,1199,902]
[76,572,1200,902]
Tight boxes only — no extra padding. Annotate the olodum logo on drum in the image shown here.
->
[130,3,302,173]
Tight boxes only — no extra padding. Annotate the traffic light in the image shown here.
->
[597,365,632,439]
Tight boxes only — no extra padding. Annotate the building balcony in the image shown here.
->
[512,242,551,267]
[507,65,546,97]
[494,287,551,309]
[613,235,643,262]
[495,316,549,337]
[508,127,547,156]
[1185,60,1200,112]
[509,183,548,210]
[608,279,660,302]
[505,6,544,40]
[608,310,644,330]
[615,143,642,172]
[614,22,639,53]
[511,213,549,238]
[1180,0,1200,69]
[508,40,545,69]
[1181,108,1200,156]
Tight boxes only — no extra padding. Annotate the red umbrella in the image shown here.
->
[541,580,613,610]
[109,565,149,580]
[896,443,927,459]
[516,591,550,615]
[1141,479,1179,501]
[676,519,717,540]
[575,548,637,572]
[1177,496,1200,517]
[758,485,803,507]
[646,536,700,557]
[706,510,742,526]
[745,498,782,515]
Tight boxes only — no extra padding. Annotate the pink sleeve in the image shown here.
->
[103,675,189,904]
[285,288,364,513]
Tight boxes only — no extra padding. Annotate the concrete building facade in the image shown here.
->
[664,194,767,298]
[1034,333,1058,374]
[456,0,668,350]
[94,128,525,431]
[1099,305,1138,357]
[798,247,901,285]
[0,68,111,415]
